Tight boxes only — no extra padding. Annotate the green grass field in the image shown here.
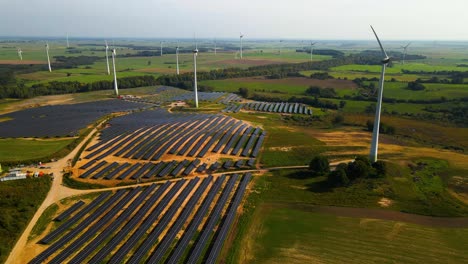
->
[237,205,468,264]
[226,169,468,263]
[0,138,74,162]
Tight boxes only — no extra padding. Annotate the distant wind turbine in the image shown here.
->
[45,43,52,72]
[17,48,23,61]
[105,40,110,75]
[310,42,317,61]
[192,45,199,108]
[369,25,390,162]
[400,42,411,64]
[66,33,70,48]
[176,42,180,75]
[279,40,283,55]
[111,48,119,96]
[214,39,217,55]
[160,41,163,57]
[239,33,244,59]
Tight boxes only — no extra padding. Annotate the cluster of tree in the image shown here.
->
[407,81,426,91]
[52,56,102,69]
[305,86,337,98]
[0,75,158,99]
[424,105,468,127]
[0,176,52,264]
[360,50,426,61]
[310,72,333,80]
[365,119,396,135]
[309,155,388,187]
[295,49,345,58]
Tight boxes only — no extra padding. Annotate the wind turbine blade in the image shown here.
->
[370,25,388,58]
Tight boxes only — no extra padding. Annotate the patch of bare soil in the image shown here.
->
[378,197,393,208]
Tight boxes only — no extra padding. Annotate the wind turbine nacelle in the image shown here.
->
[382,57,390,64]
[193,49,198,54]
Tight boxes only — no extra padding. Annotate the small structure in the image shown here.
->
[1,170,27,182]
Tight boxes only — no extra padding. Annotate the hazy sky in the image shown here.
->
[1,0,467,40]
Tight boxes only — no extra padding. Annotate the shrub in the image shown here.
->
[309,155,330,176]
[372,160,388,177]
[327,169,350,187]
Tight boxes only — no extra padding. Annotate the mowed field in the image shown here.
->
[226,170,468,264]
[238,205,468,264]
[0,138,74,162]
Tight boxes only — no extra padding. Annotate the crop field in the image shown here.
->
[0,99,146,138]
[28,173,252,264]
[73,109,263,183]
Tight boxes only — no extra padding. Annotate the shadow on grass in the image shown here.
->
[283,170,332,193]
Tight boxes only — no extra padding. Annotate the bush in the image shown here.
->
[347,160,370,179]
[408,81,426,91]
[309,155,330,176]
[372,160,388,177]
[327,169,349,187]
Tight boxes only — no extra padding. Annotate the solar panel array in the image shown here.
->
[0,100,146,138]
[82,109,265,162]
[30,174,252,263]
[78,158,256,180]
[224,102,313,115]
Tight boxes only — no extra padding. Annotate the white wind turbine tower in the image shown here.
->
[105,40,110,75]
[160,41,163,57]
[17,48,23,61]
[176,42,180,75]
[111,48,119,96]
[369,25,390,162]
[66,33,70,48]
[310,42,317,61]
[214,39,217,55]
[239,33,244,59]
[401,42,411,64]
[192,43,199,108]
[45,43,52,72]
[279,40,283,55]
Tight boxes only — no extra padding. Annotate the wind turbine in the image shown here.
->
[239,33,244,59]
[176,42,180,75]
[45,43,52,72]
[111,48,119,96]
[214,39,217,55]
[279,40,283,55]
[400,42,411,64]
[369,25,390,162]
[160,41,163,57]
[310,42,317,61]
[105,40,110,75]
[192,44,199,108]
[17,48,23,61]
[66,33,70,48]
